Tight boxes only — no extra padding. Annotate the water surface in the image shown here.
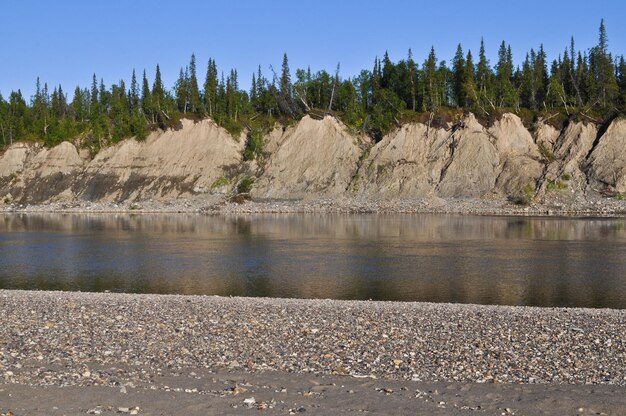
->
[1,213,625,308]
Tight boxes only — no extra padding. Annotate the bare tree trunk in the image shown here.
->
[295,88,311,112]
[328,82,336,112]
[328,63,340,112]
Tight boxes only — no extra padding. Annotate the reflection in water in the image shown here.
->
[1,213,625,308]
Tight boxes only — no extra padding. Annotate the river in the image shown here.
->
[1,213,624,308]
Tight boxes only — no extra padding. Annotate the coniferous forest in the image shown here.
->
[1,20,625,154]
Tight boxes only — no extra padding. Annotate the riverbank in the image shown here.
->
[1,195,626,216]
[0,290,624,415]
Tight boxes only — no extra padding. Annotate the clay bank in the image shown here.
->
[0,113,625,213]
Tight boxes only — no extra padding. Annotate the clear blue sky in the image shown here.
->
[1,0,625,100]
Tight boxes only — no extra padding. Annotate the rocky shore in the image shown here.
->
[1,290,624,415]
[1,195,625,217]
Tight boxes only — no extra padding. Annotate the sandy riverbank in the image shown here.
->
[0,290,624,415]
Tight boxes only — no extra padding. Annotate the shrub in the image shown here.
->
[512,184,535,205]
[546,179,568,192]
[538,142,556,163]
[243,129,265,161]
[237,176,255,194]
[210,177,229,189]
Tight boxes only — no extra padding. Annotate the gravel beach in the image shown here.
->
[0,290,624,415]
[1,195,625,217]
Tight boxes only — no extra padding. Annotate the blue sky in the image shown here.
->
[1,0,625,99]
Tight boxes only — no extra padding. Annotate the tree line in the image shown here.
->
[1,20,625,151]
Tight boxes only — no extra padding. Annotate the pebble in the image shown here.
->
[0,289,623,393]
[1,194,624,217]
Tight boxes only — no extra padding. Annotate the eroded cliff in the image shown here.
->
[0,113,624,205]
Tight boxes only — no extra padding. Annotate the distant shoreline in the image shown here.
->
[1,196,626,217]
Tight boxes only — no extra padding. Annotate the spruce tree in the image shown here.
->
[90,74,99,116]
[175,67,189,113]
[534,45,549,108]
[203,59,218,117]
[71,87,85,123]
[589,19,618,108]
[407,49,418,111]
[152,64,165,114]
[452,44,466,107]
[618,56,626,110]
[129,70,139,112]
[423,47,439,111]
[476,38,494,109]
[188,54,202,114]
[280,53,291,98]
[462,50,477,109]
[141,70,152,121]
[495,41,516,107]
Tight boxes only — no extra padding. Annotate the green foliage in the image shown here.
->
[1,21,625,151]
[522,184,535,204]
[367,89,405,140]
[237,176,255,194]
[616,193,625,201]
[546,179,568,192]
[244,128,265,161]
[210,177,229,189]
[513,184,535,205]
[219,118,244,138]
[538,142,556,162]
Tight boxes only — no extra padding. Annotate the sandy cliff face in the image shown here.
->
[0,119,244,203]
[436,114,500,197]
[586,118,626,193]
[76,119,244,201]
[355,123,449,198]
[251,116,371,199]
[0,113,624,205]
[0,141,84,203]
[536,120,598,198]
[488,114,543,196]
[357,113,545,199]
